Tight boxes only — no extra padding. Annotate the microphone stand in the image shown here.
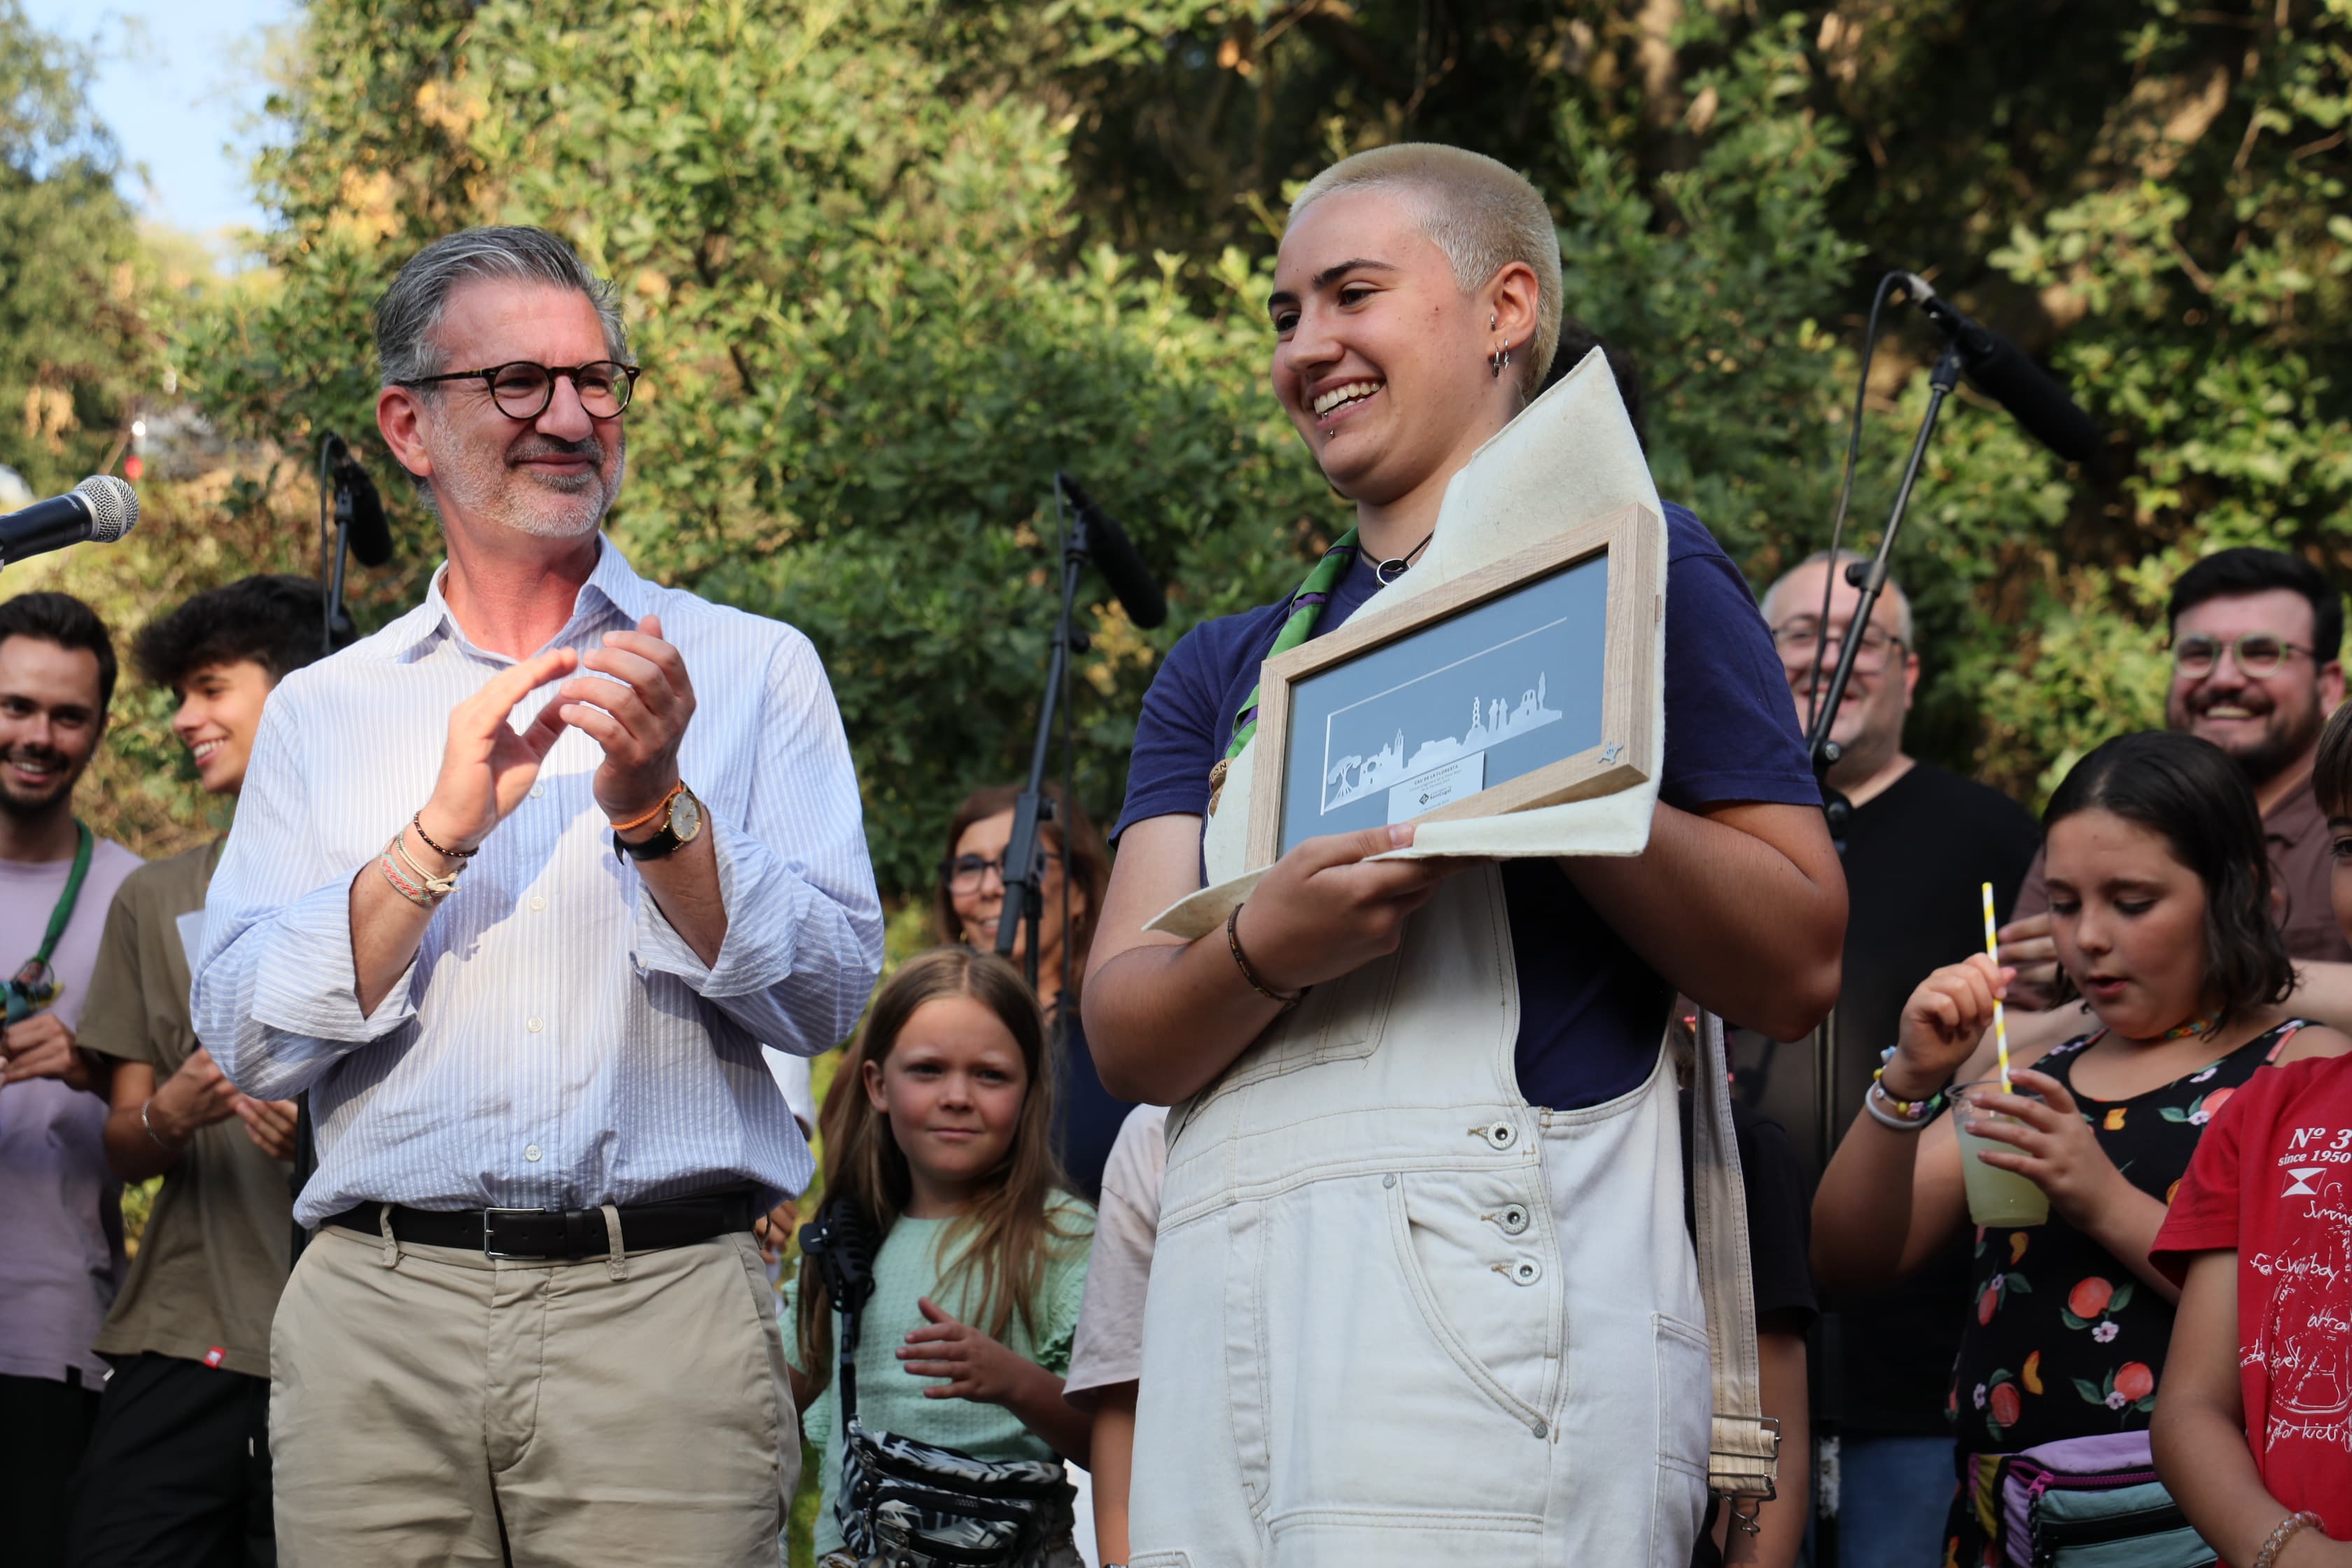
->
[1798,345,1959,1564]
[318,438,360,654]
[995,476,1091,990]
[291,435,367,1261]
[1802,343,1963,1173]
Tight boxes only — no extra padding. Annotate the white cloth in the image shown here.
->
[192,540,884,1224]
[1064,1104,1170,1403]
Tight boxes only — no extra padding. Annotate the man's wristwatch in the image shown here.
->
[612,782,704,864]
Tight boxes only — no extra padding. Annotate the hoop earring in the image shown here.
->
[1488,343,1513,379]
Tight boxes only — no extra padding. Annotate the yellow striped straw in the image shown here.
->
[1981,881,2012,1092]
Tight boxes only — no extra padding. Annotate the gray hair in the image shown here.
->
[1761,549,1914,645]
[373,225,629,391]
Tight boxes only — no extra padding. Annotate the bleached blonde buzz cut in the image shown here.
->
[1291,144,1564,401]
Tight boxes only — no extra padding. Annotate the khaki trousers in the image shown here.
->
[271,1221,794,1567]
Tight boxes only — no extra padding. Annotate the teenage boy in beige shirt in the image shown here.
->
[66,577,339,1567]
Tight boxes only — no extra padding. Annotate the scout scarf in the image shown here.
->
[1206,531,1361,815]
[6,820,93,1025]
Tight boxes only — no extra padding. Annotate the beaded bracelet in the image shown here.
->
[2251,1510,2322,1568]
[1865,1044,1949,1130]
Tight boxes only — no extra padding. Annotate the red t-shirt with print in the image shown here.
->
[2153,1052,2352,1541]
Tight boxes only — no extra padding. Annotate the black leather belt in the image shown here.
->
[321,1189,756,1260]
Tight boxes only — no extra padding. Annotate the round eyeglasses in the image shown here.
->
[2173,631,2314,680]
[399,360,640,421]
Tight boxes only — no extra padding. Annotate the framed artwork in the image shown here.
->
[1245,501,1662,866]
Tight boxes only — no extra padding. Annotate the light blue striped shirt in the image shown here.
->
[192,540,883,1225]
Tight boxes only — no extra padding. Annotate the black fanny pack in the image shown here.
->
[799,1198,1074,1568]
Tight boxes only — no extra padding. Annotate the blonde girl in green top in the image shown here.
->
[787,946,1097,1563]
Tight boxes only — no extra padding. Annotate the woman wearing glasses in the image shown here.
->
[933,783,1132,1203]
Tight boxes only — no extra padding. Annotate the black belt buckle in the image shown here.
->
[481,1206,561,1260]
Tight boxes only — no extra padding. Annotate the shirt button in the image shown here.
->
[529,783,545,799]
[524,1144,542,1162]
[529,895,547,912]
[527,1017,544,1034]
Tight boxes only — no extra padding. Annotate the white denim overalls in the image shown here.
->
[1126,858,1712,1567]
[1127,361,1777,1567]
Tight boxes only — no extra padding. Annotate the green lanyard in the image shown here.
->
[6,820,93,1024]
[1224,529,1361,760]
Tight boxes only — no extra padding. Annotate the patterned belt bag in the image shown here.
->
[800,1198,1077,1568]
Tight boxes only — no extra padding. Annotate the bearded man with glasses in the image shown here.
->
[190,226,883,1567]
[2000,546,2351,1004]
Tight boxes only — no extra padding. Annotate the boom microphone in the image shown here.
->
[1903,274,2101,465]
[0,476,139,566]
[335,451,392,568]
[1056,472,1168,629]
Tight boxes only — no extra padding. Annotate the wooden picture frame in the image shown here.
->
[1245,501,1662,867]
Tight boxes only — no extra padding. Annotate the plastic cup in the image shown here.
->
[1954,1079,2050,1228]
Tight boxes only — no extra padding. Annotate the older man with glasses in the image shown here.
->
[2001,546,2352,1001]
[190,226,884,1567]
[1755,550,2042,1568]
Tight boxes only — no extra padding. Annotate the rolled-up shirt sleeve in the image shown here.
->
[192,687,420,1100]
[628,629,883,1056]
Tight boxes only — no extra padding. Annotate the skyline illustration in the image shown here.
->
[1323,671,1562,811]
[1278,555,1608,855]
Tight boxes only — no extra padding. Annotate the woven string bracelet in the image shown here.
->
[1226,902,1302,1011]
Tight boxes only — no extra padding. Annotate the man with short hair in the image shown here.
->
[2001,546,2352,998]
[192,226,883,1567]
[0,590,145,1568]
[64,575,337,1568]
[1754,552,2039,1568]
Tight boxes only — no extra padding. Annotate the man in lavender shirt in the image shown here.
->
[0,591,144,1568]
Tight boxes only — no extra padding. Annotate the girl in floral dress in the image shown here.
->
[1813,731,2351,1566]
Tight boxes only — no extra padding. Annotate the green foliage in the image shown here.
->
[116,0,2352,894]
[0,0,167,495]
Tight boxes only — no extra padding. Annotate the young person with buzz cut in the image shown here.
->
[1084,144,1842,1567]
[0,591,145,1568]
[63,575,344,1568]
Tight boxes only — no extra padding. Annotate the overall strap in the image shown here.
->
[1691,1010,1780,1513]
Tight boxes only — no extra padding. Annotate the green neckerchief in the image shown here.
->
[6,820,93,1024]
[1224,529,1362,761]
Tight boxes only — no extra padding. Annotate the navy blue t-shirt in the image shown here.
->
[1114,503,1819,1110]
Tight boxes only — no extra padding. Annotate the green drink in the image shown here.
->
[1954,1079,2050,1228]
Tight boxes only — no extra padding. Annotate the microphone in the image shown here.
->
[0,476,139,566]
[335,451,392,568]
[1056,472,1167,629]
[1903,274,2101,465]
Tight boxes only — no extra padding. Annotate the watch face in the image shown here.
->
[670,790,704,843]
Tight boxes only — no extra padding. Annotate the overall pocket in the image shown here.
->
[1385,1168,1560,1432]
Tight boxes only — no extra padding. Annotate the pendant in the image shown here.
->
[1374,556,1409,586]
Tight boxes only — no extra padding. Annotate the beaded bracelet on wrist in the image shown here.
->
[2251,1510,2322,1568]
[1865,1044,1949,1130]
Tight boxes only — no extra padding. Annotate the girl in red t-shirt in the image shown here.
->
[2153,703,2352,1568]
